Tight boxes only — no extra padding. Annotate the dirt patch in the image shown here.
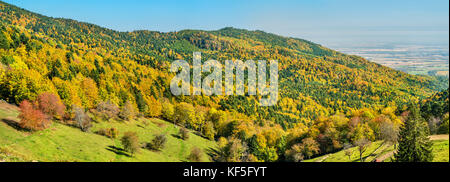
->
[377,151,395,162]
[0,100,19,112]
[316,154,329,162]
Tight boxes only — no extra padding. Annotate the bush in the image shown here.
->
[145,96,162,117]
[438,114,449,134]
[147,134,167,151]
[18,100,50,131]
[36,92,65,120]
[213,137,249,162]
[79,117,92,132]
[179,127,189,140]
[96,100,119,120]
[354,138,371,162]
[121,131,140,155]
[285,144,304,162]
[73,105,92,132]
[173,102,196,126]
[161,101,175,121]
[97,127,120,139]
[202,121,215,140]
[119,100,135,121]
[188,147,203,162]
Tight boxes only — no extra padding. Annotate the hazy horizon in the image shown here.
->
[2,0,448,45]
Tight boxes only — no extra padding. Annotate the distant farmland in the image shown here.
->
[334,43,449,76]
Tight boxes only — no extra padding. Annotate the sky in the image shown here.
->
[3,0,449,47]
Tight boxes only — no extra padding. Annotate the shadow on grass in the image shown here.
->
[137,124,146,129]
[143,143,164,152]
[106,145,131,157]
[171,134,183,140]
[351,143,387,162]
[205,147,220,162]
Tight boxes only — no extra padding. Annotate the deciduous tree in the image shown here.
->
[18,100,50,131]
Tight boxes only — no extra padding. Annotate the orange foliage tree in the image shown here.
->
[36,92,66,120]
[18,100,51,131]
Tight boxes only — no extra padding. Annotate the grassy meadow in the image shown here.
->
[306,139,449,162]
[0,102,217,162]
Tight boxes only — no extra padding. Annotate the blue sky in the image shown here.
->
[3,0,449,46]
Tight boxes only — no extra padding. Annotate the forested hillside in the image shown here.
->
[0,1,448,162]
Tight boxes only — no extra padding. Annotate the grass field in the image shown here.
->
[304,141,394,162]
[429,140,449,162]
[0,102,217,162]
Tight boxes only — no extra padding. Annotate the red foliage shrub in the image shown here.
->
[18,100,51,131]
[188,147,203,162]
[36,92,66,119]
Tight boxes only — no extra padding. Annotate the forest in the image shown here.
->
[0,1,448,162]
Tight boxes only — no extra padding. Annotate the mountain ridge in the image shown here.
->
[1,0,447,126]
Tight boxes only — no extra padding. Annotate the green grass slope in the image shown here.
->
[0,102,217,162]
[430,140,450,162]
[306,139,449,162]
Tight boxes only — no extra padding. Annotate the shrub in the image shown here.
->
[285,138,320,162]
[343,143,354,160]
[73,105,92,132]
[354,138,371,162]
[18,100,50,131]
[96,100,119,120]
[119,100,135,121]
[188,147,203,162]
[344,149,354,160]
[427,117,441,134]
[97,127,119,139]
[179,127,189,140]
[142,120,149,127]
[36,92,65,120]
[202,121,215,140]
[148,134,167,151]
[285,144,304,162]
[145,96,162,117]
[438,114,449,134]
[121,131,140,155]
[79,117,92,132]
[380,121,399,144]
[161,101,175,121]
[213,137,249,162]
[96,128,108,137]
[173,102,196,126]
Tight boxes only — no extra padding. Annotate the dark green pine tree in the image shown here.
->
[0,32,10,50]
[395,104,433,162]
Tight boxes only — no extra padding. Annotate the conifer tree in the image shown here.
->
[395,104,433,162]
[0,32,10,50]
